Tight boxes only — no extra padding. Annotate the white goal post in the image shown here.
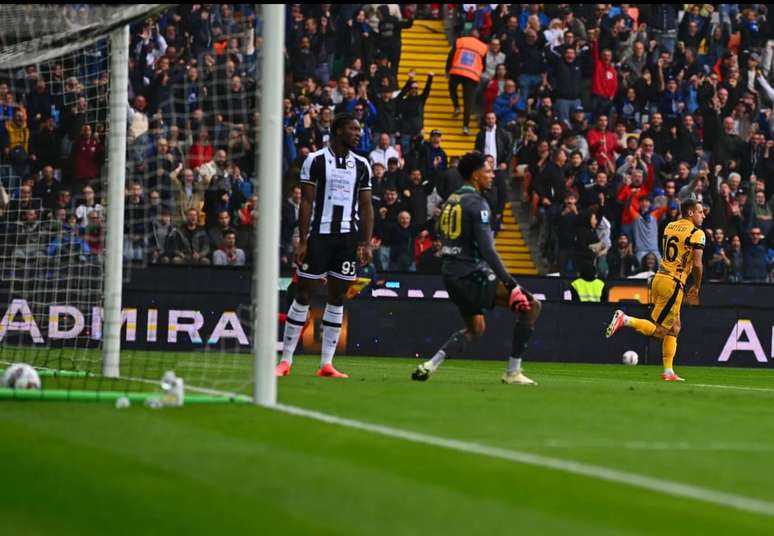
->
[252,4,284,406]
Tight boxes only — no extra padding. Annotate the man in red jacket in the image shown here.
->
[616,159,655,240]
[589,29,617,119]
[586,115,623,169]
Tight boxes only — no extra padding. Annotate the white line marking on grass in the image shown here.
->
[692,383,774,394]
[528,439,774,453]
[274,403,774,518]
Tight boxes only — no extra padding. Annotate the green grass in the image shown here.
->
[2,355,774,535]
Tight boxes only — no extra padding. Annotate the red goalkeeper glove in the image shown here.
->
[509,285,531,312]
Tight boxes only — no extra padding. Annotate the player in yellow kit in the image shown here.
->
[605,198,705,381]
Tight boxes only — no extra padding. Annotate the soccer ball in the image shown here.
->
[2,363,42,389]
[622,351,639,366]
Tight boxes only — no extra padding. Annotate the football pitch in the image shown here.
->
[2,355,774,535]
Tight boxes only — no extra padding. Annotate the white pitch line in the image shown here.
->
[274,403,774,518]
[525,439,774,453]
[692,383,774,393]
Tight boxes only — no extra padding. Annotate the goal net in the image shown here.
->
[0,4,273,404]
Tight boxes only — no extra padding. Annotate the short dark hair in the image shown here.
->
[681,197,699,216]
[458,151,486,181]
[223,230,237,239]
[333,112,356,135]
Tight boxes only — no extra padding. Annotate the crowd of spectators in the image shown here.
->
[2,4,774,285]
[0,4,261,271]
[446,4,774,283]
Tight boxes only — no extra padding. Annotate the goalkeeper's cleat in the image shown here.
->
[662,372,686,382]
[501,371,537,385]
[606,309,626,338]
[275,361,291,377]
[411,362,433,382]
[316,363,349,378]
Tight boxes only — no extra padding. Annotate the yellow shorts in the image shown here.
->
[649,273,683,330]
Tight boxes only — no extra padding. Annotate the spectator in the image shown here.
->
[728,234,744,282]
[446,33,486,135]
[555,192,579,275]
[629,194,669,263]
[475,112,512,171]
[376,5,413,78]
[374,186,406,270]
[742,227,771,282]
[401,168,434,224]
[70,124,104,189]
[5,109,30,176]
[637,251,660,276]
[547,44,583,123]
[74,185,104,227]
[30,116,63,171]
[208,209,239,250]
[589,29,618,119]
[396,70,433,152]
[124,181,148,263]
[417,234,442,274]
[33,165,62,211]
[492,79,521,127]
[705,228,731,281]
[587,115,623,169]
[281,185,301,266]
[167,208,211,265]
[422,129,448,179]
[369,133,400,168]
[213,229,246,266]
[607,234,639,278]
[515,28,547,111]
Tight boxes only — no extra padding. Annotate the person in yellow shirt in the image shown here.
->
[605,198,705,381]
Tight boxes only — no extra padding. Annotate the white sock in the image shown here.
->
[281,300,309,365]
[623,314,632,326]
[320,303,344,367]
[507,357,522,374]
[664,367,674,376]
[427,350,446,371]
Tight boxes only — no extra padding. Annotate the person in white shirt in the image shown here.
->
[74,185,104,227]
[474,112,512,170]
[212,230,246,266]
[369,133,401,168]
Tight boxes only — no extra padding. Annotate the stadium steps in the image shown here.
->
[398,20,476,157]
[498,202,538,275]
[399,21,538,276]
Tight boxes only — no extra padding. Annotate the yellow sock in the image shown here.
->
[626,316,657,337]
[663,335,677,371]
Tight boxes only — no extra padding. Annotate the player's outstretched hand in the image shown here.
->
[294,240,308,268]
[509,286,531,312]
[686,287,699,306]
[357,242,373,265]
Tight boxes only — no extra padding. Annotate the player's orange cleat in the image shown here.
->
[662,372,685,382]
[605,309,626,338]
[316,363,349,378]
[275,361,291,377]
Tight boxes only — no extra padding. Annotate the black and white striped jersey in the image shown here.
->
[300,147,372,235]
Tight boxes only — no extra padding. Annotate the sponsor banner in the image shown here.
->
[0,267,772,367]
[347,300,774,368]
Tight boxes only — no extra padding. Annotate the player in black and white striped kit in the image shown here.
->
[276,113,374,378]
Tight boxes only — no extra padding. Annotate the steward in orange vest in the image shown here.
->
[446,36,488,82]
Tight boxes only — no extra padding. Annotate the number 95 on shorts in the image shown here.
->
[297,233,359,281]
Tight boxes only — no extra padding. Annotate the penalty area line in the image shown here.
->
[274,403,774,518]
